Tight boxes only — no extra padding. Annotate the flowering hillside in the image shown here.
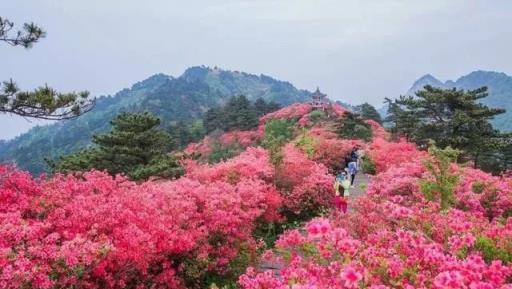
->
[1,103,511,289]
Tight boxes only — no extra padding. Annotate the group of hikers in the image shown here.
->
[333,145,363,213]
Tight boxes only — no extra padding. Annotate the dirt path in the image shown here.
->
[349,173,372,199]
[257,173,373,276]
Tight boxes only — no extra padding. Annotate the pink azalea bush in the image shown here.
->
[275,144,334,216]
[240,137,512,289]
[259,103,313,126]
[0,165,285,288]
[0,141,337,288]
[306,126,363,171]
[4,102,511,289]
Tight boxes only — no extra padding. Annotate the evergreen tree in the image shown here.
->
[51,112,183,180]
[1,16,93,119]
[336,112,373,141]
[254,97,280,116]
[223,95,259,130]
[204,95,259,133]
[168,120,206,150]
[355,102,382,124]
[204,107,225,133]
[386,85,508,169]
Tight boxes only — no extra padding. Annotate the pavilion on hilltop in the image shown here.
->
[310,87,331,110]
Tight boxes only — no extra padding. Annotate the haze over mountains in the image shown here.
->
[2,66,512,175]
[0,66,311,174]
[406,70,512,131]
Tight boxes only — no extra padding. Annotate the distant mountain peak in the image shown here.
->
[407,74,444,95]
[406,70,512,132]
[417,73,439,82]
[132,73,173,90]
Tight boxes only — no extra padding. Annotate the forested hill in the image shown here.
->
[407,70,512,131]
[0,66,311,174]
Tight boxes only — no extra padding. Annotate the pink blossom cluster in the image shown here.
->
[306,126,363,171]
[0,141,338,288]
[366,119,390,139]
[0,164,283,288]
[368,137,427,173]
[259,103,313,126]
[240,137,512,289]
[219,130,263,147]
[276,144,335,214]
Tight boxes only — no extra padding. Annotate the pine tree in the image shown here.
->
[386,85,508,169]
[168,120,206,150]
[1,16,93,119]
[336,112,373,141]
[51,112,183,180]
[204,95,259,133]
[355,102,382,124]
[204,107,225,133]
[254,97,280,116]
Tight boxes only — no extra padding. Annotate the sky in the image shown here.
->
[2,0,512,140]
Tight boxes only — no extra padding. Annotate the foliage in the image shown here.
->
[204,95,263,133]
[361,155,377,174]
[240,136,512,289]
[408,71,512,132]
[295,129,316,159]
[336,112,373,141]
[261,119,295,167]
[254,97,280,116]
[304,127,362,172]
[0,80,94,120]
[207,142,243,164]
[420,145,461,210]
[355,102,382,124]
[1,16,94,120]
[169,120,206,151]
[474,236,512,264]
[386,85,509,173]
[0,16,45,47]
[308,110,327,124]
[0,66,310,174]
[2,101,512,288]
[0,159,281,288]
[51,112,183,181]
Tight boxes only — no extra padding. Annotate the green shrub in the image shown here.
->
[262,119,295,167]
[262,119,294,148]
[336,112,373,141]
[361,155,376,175]
[420,145,461,210]
[296,129,315,158]
[474,236,512,264]
[207,142,243,164]
[471,181,485,194]
[308,110,327,124]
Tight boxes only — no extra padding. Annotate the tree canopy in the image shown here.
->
[1,16,94,119]
[204,95,279,133]
[386,85,510,171]
[336,112,373,141]
[50,112,183,180]
[355,102,382,124]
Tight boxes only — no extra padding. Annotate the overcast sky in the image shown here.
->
[2,0,512,140]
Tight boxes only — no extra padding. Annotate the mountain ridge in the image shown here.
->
[0,66,313,174]
[404,70,512,131]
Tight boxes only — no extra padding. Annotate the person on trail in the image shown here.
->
[347,160,358,188]
[334,171,351,213]
[356,146,365,170]
[350,147,359,162]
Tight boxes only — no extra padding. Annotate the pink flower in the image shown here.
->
[341,265,363,288]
